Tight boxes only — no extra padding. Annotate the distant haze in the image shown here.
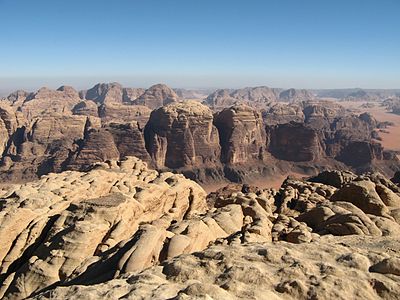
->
[1,0,400,91]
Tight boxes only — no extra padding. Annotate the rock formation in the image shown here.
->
[0,113,95,182]
[14,86,81,120]
[214,104,266,164]
[144,101,221,169]
[79,82,125,104]
[0,160,400,299]
[0,84,399,185]
[267,122,322,162]
[134,84,179,109]
[98,103,151,128]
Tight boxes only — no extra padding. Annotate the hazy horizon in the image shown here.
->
[1,0,400,92]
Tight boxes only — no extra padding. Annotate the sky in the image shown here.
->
[0,0,400,92]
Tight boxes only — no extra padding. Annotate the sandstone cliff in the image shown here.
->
[144,101,221,169]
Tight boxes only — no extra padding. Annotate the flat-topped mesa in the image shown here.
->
[278,88,314,102]
[133,84,179,110]
[204,86,279,109]
[204,87,315,110]
[214,104,267,164]
[144,101,221,169]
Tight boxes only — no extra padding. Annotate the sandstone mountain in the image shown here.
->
[1,84,399,186]
[133,84,179,109]
[0,158,400,299]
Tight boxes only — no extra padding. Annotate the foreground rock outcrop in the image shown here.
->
[1,158,400,299]
[32,236,400,300]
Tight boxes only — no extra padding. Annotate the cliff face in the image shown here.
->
[144,101,221,169]
[0,83,399,184]
[214,104,267,164]
[267,122,322,162]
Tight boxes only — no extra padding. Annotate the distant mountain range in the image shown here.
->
[313,88,400,100]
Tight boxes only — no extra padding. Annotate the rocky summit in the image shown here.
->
[0,158,399,299]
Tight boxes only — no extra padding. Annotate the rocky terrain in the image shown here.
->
[1,84,400,299]
[0,83,399,187]
[0,157,399,299]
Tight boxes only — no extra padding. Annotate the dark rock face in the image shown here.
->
[134,84,179,110]
[67,128,120,170]
[308,170,358,188]
[267,122,322,162]
[392,171,400,185]
[0,104,26,155]
[144,101,220,169]
[336,141,385,167]
[214,104,266,164]
[105,122,151,163]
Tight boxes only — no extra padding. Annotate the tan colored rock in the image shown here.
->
[99,103,151,128]
[0,157,207,299]
[19,86,81,120]
[214,104,267,164]
[31,235,400,300]
[144,101,221,169]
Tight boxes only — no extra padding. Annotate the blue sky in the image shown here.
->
[0,0,399,91]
